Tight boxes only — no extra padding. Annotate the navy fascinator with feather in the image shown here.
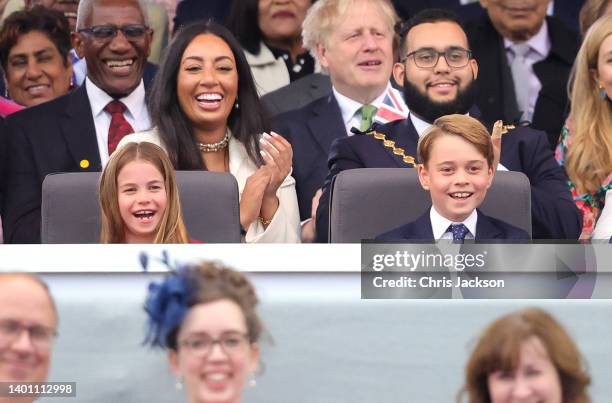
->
[144,266,199,348]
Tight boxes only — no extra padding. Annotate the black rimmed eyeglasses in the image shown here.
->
[179,332,250,357]
[77,24,150,40]
[0,319,57,351]
[401,48,472,68]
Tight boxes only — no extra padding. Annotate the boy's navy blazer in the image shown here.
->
[376,209,530,241]
[315,109,581,242]
[2,72,157,243]
[273,94,345,221]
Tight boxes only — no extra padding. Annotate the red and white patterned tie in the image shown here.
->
[105,100,134,155]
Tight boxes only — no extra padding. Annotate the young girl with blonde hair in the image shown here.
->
[99,142,190,243]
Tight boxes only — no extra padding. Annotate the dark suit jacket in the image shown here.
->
[143,62,159,91]
[2,85,103,243]
[272,94,345,221]
[316,113,582,242]
[376,209,529,241]
[262,73,332,117]
[465,15,579,148]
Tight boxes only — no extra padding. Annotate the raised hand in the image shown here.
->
[259,131,293,199]
[240,167,272,230]
[491,120,503,172]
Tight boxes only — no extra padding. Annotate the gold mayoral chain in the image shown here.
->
[362,122,516,167]
[500,123,515,134]
[362,129,416,166]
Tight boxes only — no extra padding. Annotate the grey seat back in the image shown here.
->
[329,168,531,242]
[41,171,240,243]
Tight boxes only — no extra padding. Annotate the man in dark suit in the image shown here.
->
[272,0,406,241]
[465,0,580,148]
[316,9,581,242]
[2,0,153,243]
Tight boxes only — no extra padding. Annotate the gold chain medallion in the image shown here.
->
[363,130,416,167]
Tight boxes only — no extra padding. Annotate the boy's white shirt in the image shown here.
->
[430,206,477,240]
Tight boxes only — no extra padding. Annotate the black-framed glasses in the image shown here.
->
[0,319,57,351]
[179,332,250,357]
[402,47,472,68]
[77,24,150,40]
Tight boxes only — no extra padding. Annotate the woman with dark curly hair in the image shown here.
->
[459,308,591,403]
[0,6,72,107]
[144,261,263,403]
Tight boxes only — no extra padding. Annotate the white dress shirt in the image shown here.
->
[85,78,152,166]
[332,84,391,136]
[430,206,477,240]
[409,113,509,171]
[504,20,551,122]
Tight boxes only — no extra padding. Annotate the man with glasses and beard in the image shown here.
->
[2,0,153,243]
[315,9,581,242]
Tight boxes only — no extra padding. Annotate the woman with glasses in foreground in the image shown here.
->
[144,261,263,403]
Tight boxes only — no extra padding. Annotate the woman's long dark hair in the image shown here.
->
[149,20,268,170]
[225,0,262,55]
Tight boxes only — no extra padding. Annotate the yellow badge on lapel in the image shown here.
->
[80,159,90,169]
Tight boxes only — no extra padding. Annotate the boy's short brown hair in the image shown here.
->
[417,114,494,167]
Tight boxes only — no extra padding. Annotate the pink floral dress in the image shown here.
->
[556,124,612,239]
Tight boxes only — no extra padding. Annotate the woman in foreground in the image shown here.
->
[144,261,263,403]
[459,308,590,403]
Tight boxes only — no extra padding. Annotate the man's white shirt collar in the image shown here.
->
[504,19,551,59]
[430,206,477,240]
[86,77,146,121]
[85,77,151,167]
[409,113,432,137]
[332,83,391,135]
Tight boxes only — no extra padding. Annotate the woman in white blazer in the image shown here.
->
[120,21,300,243]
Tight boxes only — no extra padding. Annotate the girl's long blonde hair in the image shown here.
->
[99,142,189,244]
[565,14,612,194]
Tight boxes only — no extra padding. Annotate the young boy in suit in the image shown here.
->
[377,114,529,242]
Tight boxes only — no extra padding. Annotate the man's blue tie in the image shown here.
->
[448,223,470,243]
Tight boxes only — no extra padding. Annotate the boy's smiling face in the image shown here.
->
[418,134,494,222]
